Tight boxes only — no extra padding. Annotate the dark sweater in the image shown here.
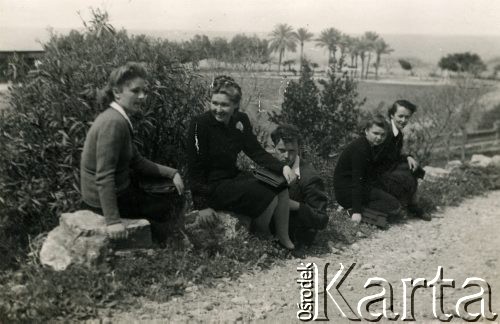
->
[333,136,374,213]
[372,130,408,176]
[187,111,284,209]
[289,159,329,230]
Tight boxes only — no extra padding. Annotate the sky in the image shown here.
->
[1,0,500,36]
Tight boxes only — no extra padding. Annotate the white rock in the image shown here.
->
[470,154,492,168]
[40,210,152,271]
[423,166,451,179]
[445,160,462,171]
[490,155,500,168]
[40,226,82,271]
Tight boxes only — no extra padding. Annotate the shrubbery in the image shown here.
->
[0,11,207,269]
[270,62,364,158]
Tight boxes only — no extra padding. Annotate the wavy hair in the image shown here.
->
[210,75,242,106]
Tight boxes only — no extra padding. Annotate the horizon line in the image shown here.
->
[2,25,500,38]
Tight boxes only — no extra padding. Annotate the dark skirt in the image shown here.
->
[376,162,418,205]
[208,171,283,218]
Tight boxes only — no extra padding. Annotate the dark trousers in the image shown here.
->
[82,184,185,242]
[376,162,419,207]
[289,211,318,246]
[335,187,401,216]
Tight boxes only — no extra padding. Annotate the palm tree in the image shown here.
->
[315,27,342,65]
[363,31,379,79]
[356,36,370,79]
[338,33,351,62]
[374,38,393,80]
[294,27,314,71]
[269,23,297,74]
[346,36,362,78]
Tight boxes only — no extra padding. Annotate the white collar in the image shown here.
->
[292,155,301,179]
[110,101,133,130]
[391,119,399,137]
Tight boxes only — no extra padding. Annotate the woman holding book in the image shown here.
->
[187,75,296,250]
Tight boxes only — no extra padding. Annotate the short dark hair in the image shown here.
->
[211,75,242,104]
[361,113,390,133]
[271,124,301,145]
[388,99,417,117]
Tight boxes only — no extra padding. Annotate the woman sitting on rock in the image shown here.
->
[80,62,185,241]
[333,114,401,223]
[187,75,296,250]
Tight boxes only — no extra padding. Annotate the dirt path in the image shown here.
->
[112,191,500,323]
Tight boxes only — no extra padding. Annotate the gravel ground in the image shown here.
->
[110,190,500,323]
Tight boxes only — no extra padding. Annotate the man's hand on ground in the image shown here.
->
[351,213,362,223]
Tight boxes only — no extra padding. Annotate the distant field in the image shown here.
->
[229,74,447,114]
[357,81,442,111]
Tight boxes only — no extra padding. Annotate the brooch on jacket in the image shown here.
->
[235,121,244,132]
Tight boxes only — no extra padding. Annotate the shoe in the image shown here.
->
[408,205,431,221]
[291,247,307,259]
[276,239,295,250]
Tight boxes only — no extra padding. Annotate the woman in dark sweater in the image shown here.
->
[187,76,296,250]
[372,100,429,220]
[333,114,401,223]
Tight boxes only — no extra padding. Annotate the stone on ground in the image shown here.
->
[40,210,152,271]
[184,210,252,249]
[490,155,500,168]
[470,154,492,168]
[423,166,450,179]
[445,160,462,170]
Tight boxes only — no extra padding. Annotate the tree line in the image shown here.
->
[169,23,393,79]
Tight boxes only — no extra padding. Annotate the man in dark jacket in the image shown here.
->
[271,124,329,245]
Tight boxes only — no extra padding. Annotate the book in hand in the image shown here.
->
[252,168,288,189]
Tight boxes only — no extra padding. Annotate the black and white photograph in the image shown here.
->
[0,0,499,322]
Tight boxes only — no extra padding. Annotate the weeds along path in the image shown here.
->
[112,190,500,322]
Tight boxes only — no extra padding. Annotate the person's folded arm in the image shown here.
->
[240,114,284,173]
[130,146,178,178]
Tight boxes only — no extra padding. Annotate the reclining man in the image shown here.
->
[270,124,329,246]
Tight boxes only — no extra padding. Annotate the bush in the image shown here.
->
[0,10,207,270]
[271,62,364,158]
[403,78,489,164]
